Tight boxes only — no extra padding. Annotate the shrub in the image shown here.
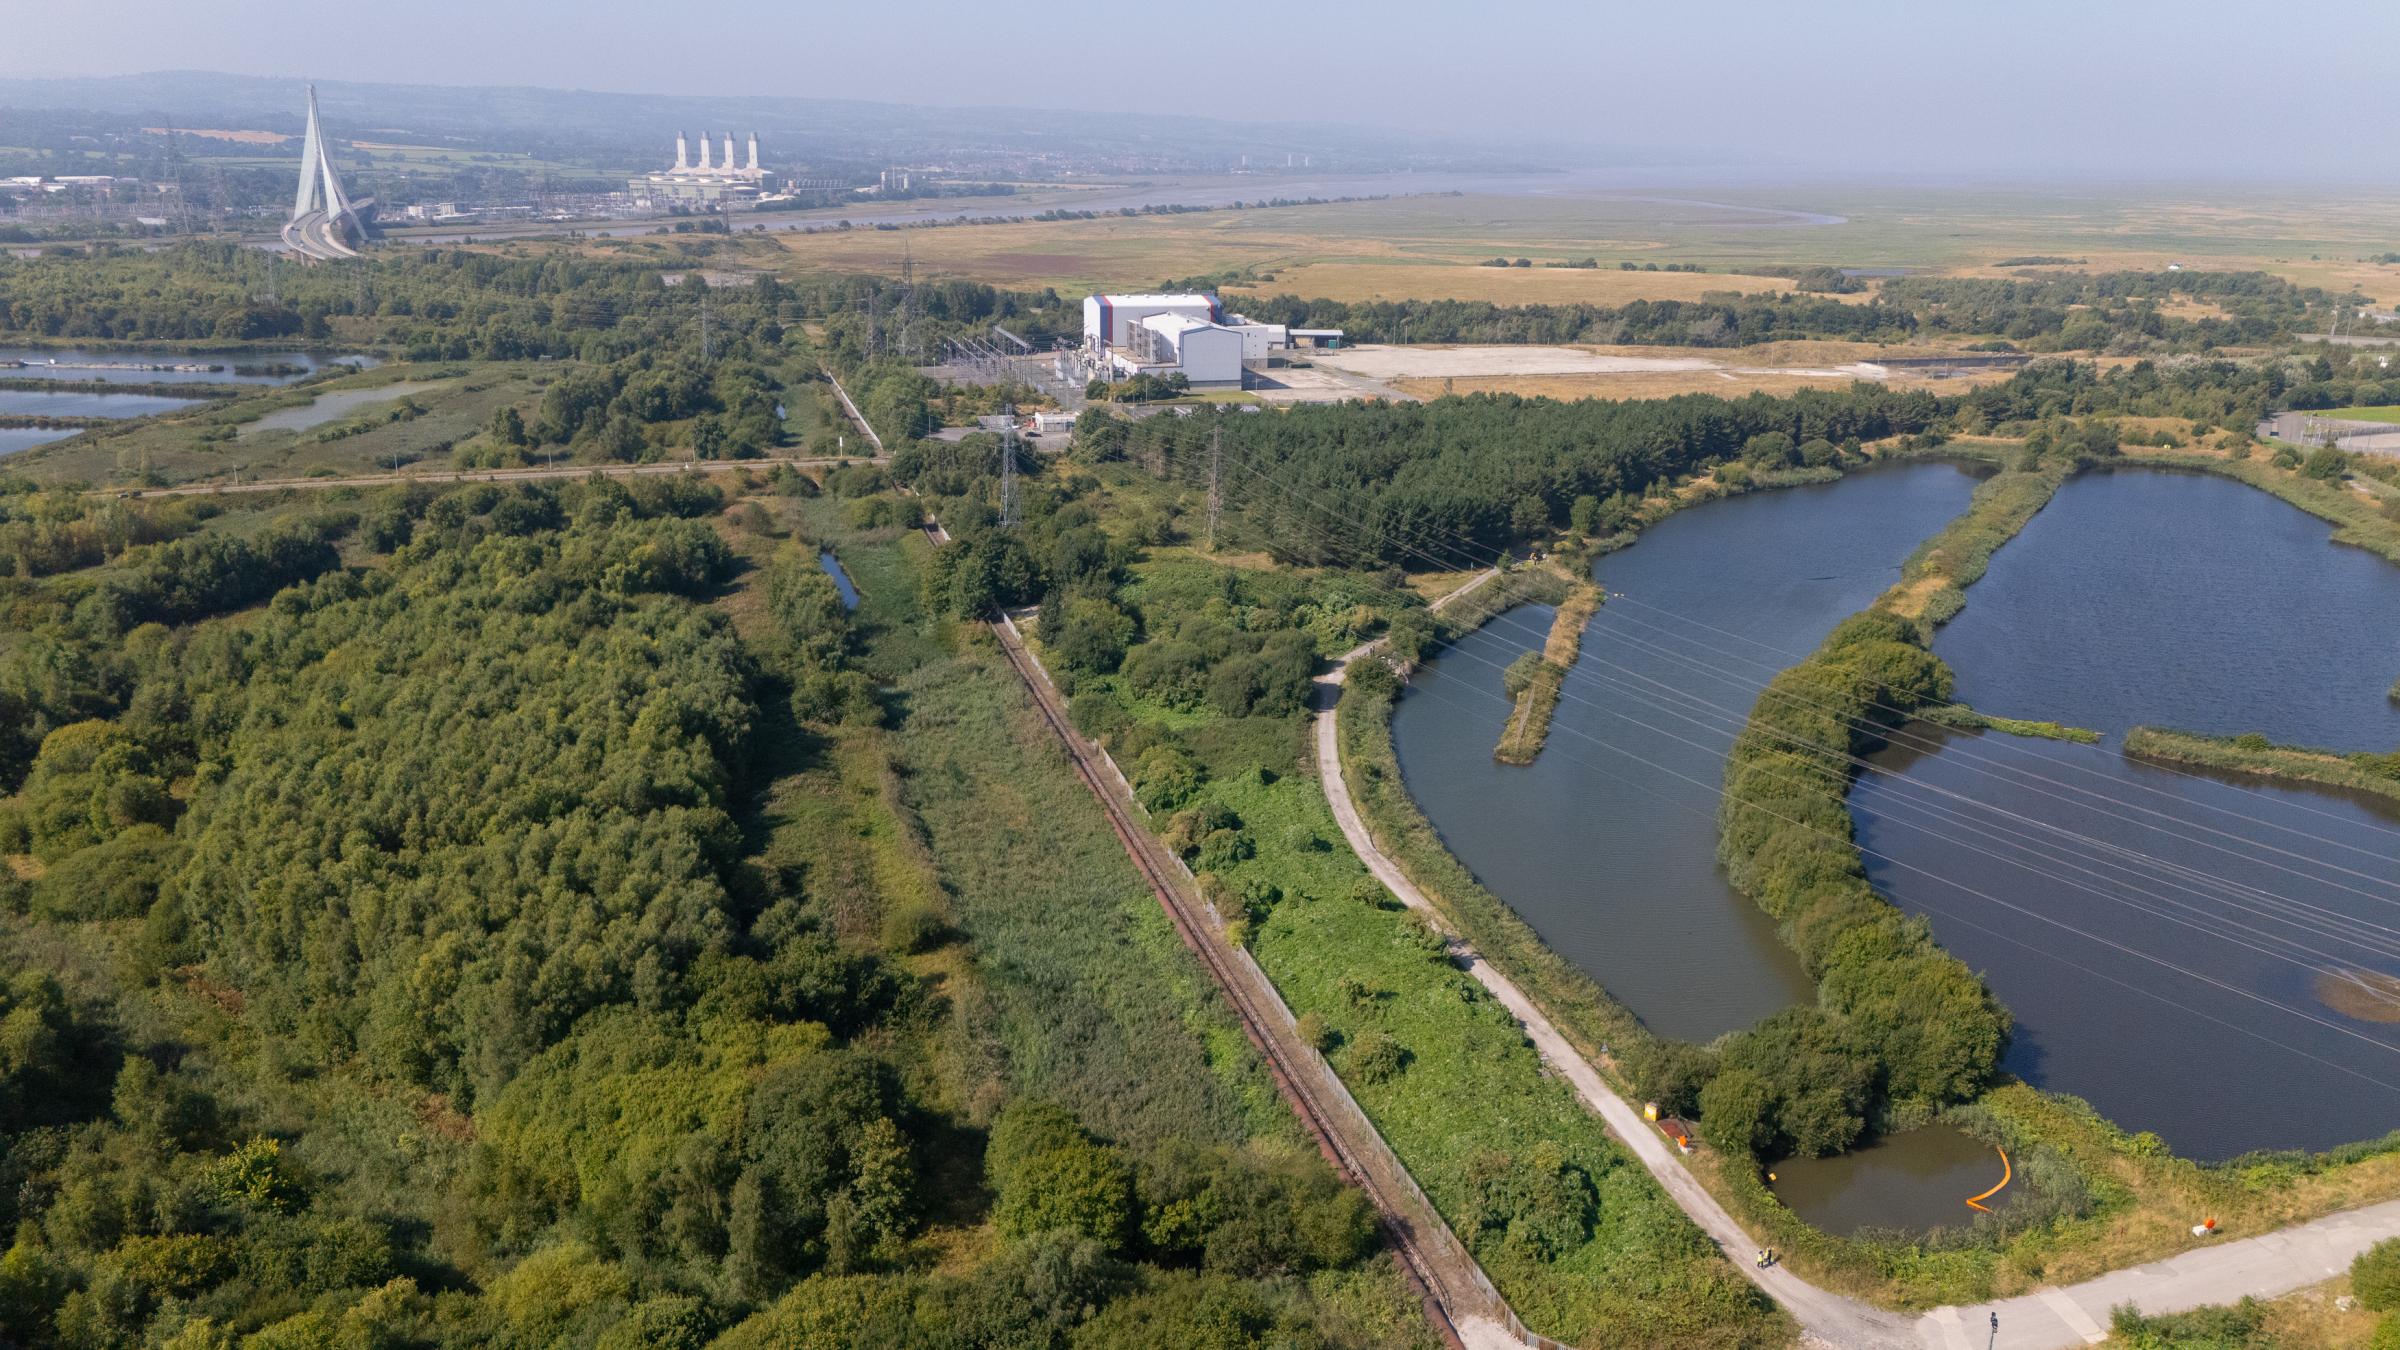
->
[1346,1031,1409,1084]
[879,901,947,954]
[2357,1237,2400,1311]
[1295,1012,1338,1054]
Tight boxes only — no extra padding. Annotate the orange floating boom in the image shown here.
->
[1965,1145,2012,1212]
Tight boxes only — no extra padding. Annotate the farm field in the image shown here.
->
[726,183,2400,304]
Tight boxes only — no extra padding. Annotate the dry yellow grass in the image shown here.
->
[1952,249,2400,305]
[701,184,2400,317]
[1224,261,1819,306]
[1391,368,2004,402]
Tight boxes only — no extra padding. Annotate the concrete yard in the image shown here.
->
[1308,343,1727,380]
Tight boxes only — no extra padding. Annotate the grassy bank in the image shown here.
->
[1190,720,1784,1347]
[1026,545,1783,1342]
[1880,459,2073,624]
[1494,583,1602,765]
[2123,726,2400,806]
[1920,703,2102,743]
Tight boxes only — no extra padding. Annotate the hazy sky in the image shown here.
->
[7,0,2398,180]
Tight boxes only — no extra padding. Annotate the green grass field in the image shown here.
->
[2324,405,2400,423]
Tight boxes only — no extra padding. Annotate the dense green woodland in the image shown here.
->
[0,469,1423,1349]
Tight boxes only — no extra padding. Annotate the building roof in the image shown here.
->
[1090,292,1218,307]
[1139,312,1222,337]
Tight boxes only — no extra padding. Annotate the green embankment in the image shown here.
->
[1494,583,1601,765]
[1919,703,2101,743]
[1044,562,1782,1343]
[2123,726,2400,806]
[1881,458,2073,625]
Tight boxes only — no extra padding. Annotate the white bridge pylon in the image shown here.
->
[282,84,363,261]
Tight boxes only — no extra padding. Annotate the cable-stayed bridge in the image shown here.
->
[280,85,371,261]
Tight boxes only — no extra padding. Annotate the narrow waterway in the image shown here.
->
[818,550,860,609]
[1391,462,1983,1042]
[1855,469,2400,1159]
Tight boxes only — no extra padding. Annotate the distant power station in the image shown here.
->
[630,132,778,205]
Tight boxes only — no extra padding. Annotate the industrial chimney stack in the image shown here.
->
[746,133,761,172]
[675,133,690,171]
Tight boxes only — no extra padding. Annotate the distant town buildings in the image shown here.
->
[630,132,778,206]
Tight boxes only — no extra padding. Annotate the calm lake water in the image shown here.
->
[0,347,375,386]
[0,387,205,419]
[0,427,73,456]
[1855,469,2400,1159]
[242,381,446,436]
[1391,462,1984,1042]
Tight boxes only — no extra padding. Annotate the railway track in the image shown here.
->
[986,614,1520,1350]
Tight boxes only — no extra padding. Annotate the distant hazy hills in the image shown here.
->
[0,69,1562,174]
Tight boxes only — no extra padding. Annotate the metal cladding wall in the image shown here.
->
[1083,293,1220,348]
[1174,325,1244,385]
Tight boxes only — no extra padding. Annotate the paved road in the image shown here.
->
[1314,584,2400,1347]
[280,210,360,262]
[1917,1200,2400,1349]
[119,454,879,498]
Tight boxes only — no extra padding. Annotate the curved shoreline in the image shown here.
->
[1317,450,2400,1343]
[1320,637,2400,1348]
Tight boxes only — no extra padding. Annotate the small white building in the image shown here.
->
[1221,320,1289,362]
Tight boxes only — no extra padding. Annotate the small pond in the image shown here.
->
[0,426,75,457]
[1770,1127,2013,1237]
[241,381,447,436]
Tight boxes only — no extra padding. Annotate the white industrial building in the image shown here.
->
[1129,313,1244,386]
[1081,292,1308,388]
[1082,293,1225,350]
